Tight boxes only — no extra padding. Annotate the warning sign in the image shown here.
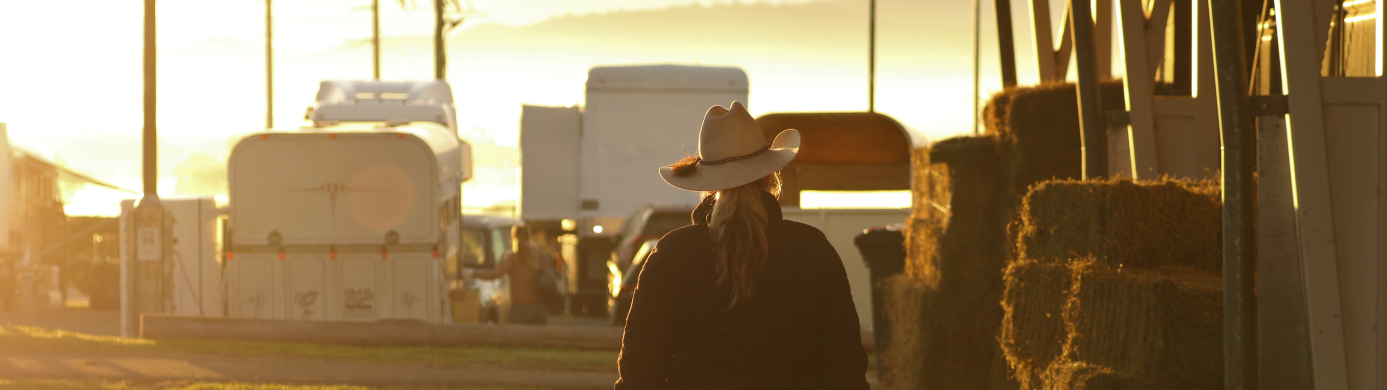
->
[137,228,160,261]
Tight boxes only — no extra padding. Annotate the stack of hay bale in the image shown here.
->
[1001,179,1224,390]
[882,81,1124,390]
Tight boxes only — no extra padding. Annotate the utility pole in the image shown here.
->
[434,0,446,79]
[130,0,166,338]
[972,0,981,134]
[265,0,274,129]
[372,0,381,80]
[868,0,876,113]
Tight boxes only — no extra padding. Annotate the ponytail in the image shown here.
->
[707,173,781,308]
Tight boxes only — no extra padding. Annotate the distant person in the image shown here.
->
[467,226,554,325]
[615,102,869,390]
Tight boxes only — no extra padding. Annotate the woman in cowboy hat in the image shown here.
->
[614,102,869,390]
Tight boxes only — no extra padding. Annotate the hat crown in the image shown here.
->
[697,101,766,161]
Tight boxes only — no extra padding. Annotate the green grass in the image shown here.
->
[0,379,556,390]
[0,326,617,372]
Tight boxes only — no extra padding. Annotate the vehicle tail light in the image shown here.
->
[621,284,636,291]
[630,235,658,245]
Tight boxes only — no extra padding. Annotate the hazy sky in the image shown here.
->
[0,0,1087,216]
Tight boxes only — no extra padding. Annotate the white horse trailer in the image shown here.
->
[225,120,470,323]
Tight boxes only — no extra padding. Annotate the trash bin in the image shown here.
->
[854,224,906,381]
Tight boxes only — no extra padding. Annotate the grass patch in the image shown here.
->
[0,379,556,390]
[0,326,616,372]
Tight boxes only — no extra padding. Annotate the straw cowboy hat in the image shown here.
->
[660,101,800,191]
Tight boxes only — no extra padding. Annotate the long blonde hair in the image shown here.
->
[706,173,781,308]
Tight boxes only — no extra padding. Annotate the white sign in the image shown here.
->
[136,228,160,261]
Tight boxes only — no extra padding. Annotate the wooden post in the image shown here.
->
[1071,0,1106,178]
[1095,0,1112,78]
[372,0,381,80]
[1115,0,1159,178]
[996,0,1018,87]
[434,0,446,80]
[1272,0,1350,388]
[265,0,273,129]
[869,0,876,113]
[973,0,980,132]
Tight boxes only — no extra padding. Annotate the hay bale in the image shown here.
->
[999,259,1074,388]
[1014,181,1108,264]
[883,275,937,390]
[1015,179,1221,273]
[1039,360,1136,390]
[1105,180,1222,273]
[987,81,1124,194]
[1062,261,1222,389]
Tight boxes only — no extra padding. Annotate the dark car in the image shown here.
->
[605,205,692,325]
[612,206,693,272]
[608,239,659,326]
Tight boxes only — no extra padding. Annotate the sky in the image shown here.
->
[0,0,1096,216]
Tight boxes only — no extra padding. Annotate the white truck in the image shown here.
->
[519,64,749,315]
[223,80,472,323]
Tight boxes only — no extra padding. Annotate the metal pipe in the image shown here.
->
[869,0,876,113]
[996,0,1018,88]
[434,0,446,79]
[1070,0,1106,178]
[1208,0,1257,388]
[265,0,273,129]
[372,0,381,80]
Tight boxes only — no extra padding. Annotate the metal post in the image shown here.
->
[372,0,381,80]
[1071,0,1106,178]
[995,0,1018,87]
[868,0,876,113]
[265,0,273,129]
[434,0,446,80]
[1208,0,1256,389]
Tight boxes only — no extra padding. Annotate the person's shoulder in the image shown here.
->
[656,224,709,247]
[773,219,830,241]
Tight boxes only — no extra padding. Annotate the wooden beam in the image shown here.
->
[1256,115,1316,390]
[1116,0,1159,178]
[996,0,1019,87]
[1055,2,1074,81]
[1379,0,1387,384]
[1273,0,1350,388]
[1320,77,1383,105]
[1145,0,1173,77]
[1095,0,1113,78]
[1030,0,1058,82]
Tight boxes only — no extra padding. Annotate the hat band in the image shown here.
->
[699,144,770,166]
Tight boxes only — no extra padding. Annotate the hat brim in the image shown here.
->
[659,129,801,191]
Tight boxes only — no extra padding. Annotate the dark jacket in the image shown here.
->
[614,191,869,390]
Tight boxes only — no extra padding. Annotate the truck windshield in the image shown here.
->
[461,229,487,268]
